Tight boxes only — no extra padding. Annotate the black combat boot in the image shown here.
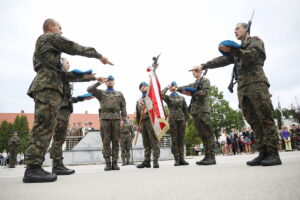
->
[261,152,282,166]
[104,162,112,171]
[52,164,75,175]
[137,161,151,168]
[196,155,216,165]
[174,157,180,166]
[246,152,267,166]
[196,155,208,165]
[122,158,126,166]
[179,157,189,166]
[23,165,57,183]
[112,162,120,170]
[153,160,159,168]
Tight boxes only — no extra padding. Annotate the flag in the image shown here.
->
[144,66,169,140]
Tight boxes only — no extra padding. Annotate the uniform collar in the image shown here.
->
[106,88,115,93]
[142,92,147,98]
[171,92,178,97]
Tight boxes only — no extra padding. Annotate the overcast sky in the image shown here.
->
[0,0,300,114]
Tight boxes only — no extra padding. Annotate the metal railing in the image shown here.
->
[64,136,84,151]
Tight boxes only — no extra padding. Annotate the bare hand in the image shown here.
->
[96,77,108,83]
[219,45,231,53]
[100,57,114,65]
[120,120,124,128]
[83,73,96,79]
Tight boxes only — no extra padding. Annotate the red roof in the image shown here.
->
[0,111,136,130]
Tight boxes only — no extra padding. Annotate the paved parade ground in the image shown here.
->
[1,151,300,200]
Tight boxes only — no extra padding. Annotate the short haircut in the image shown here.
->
[236,23,248,29]
[43,18,57,33]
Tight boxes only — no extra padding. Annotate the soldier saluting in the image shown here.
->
[88,75,127,171]
[162,81,189,166]
[194,21,282,166]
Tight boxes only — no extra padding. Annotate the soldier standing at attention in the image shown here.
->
[49,57,95,176]
[136,82,160,169]
[162,81,189,166]
[8,131,21,168]
[87,75,127,171]
[195,22,282,166]
[120,116,135,166]
[23,18,113,183]
[177,69,216,165]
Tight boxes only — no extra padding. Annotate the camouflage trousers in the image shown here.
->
[100,119,120,163]
[169,119,186,159]
[120,134,132,160]
[49,107,71,166]
[238,82,279,153]
[192,112,216,157]
[141,119,160,162]
[9,148,18,167]
[25,97,60,166]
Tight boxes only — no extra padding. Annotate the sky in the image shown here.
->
[0,0,300,114]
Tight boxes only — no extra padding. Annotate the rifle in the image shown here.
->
[228,9,255,93]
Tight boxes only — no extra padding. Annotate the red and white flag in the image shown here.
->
[144,66,169,140]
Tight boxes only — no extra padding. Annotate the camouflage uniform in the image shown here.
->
[25,33,101,167]
[162,88,189,161]
[87,82,127,165]
[202,36,281,165]
[49,81,91,167]
[8,135,21,167]
[178,78,216,159]
[120,121,135,164]
[136,98,160,163]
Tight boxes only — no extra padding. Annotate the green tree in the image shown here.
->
[273,109,283,129]
[0,121,14,152]
[13,115,30,152]
[184,118,201,155]
[207,85,245,137]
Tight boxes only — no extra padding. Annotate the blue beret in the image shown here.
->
[139,82,149,89]
[219,40,241,56]
[171,81,177,86]
[107,75,114,81]
[71,69,93,75]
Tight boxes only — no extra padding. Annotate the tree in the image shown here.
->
[13,115,30,152]
[207,85,245,137]
[0,121,14,152]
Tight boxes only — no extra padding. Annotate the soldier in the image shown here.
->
[49,58,95,176]
[177,69,216,165]
[87,75,127,171]
[162,81,189,166]
[195,22,282,166]
[120,116,135,166]
[136,82,160,168]
[8,131,21,168]
[23,18,113,183]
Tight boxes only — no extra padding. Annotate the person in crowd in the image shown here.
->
[281,126,292,151]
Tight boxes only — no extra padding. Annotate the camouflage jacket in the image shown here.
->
[87,82,127,120]
[177,78,210,115]
[135,97,151,124]
[27,33,101,105]
[121,122,135,138]
[202,36,269,89]
[8,136,20,147]
[162,88,189,122]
